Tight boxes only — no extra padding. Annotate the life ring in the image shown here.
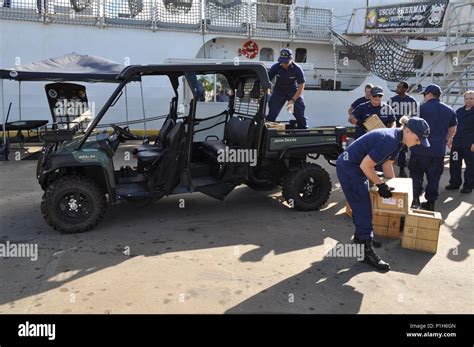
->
[241,40,259,59]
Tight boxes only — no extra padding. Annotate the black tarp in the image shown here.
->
[0,53,127,82]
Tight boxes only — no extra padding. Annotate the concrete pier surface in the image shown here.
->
[0,147,472,314]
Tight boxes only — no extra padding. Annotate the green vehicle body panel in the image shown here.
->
[44,132,116,189]
[268,135,337,151]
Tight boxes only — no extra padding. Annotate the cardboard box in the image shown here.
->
[364,114,385,131]
[372,211,403,239]
[402,209,442,253]
[371,178,413,214]
[265,121,286,131]
[345,201,352,217]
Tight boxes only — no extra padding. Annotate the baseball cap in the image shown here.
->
[370,86,384,96]
[407,117,430,147]
[278,48,293,64]
[423,84,442,96]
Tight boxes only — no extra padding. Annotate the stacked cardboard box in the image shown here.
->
[363,114,385,131]
[343,178,442,253]
[372,212,403,239]
[402,210,442,253]
[371,178,413,215]
[369,178,412,240]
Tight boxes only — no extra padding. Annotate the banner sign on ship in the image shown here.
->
[365,0,449,33]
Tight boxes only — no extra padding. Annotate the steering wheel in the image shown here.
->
[111,124,140,140]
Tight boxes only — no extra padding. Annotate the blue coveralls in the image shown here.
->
[266,62,307,129]
[352,101,396,139]
[336,128,404,240]
[449,106,474,189]
[389,94,418,168]
[409,99,458,201]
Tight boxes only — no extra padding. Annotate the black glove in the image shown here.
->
[356,119,366,129]
[376,183,394,198]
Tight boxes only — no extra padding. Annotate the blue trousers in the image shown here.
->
[336,158,373,240]
[449,141,474,189]
[408,153,444,201]
[267,91,307,129]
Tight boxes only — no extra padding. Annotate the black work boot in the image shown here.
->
[399,167,407,178]
[461,187,472,194]
[354,238,390,271]
[445,184,460,190]
[420,200,435,211]
[411,196,421,209]
[354,236,381,248]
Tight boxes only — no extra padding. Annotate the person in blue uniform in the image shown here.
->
[446,90,474,194]
[409,85,458,211]
[196,80,206,102]
[216,88,230,103]
[266,48,307,129]
[337,117,430,271]
[389,82,419,178]
[348,83,373,122]
[350,86,396,139]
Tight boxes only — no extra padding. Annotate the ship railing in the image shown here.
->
[45,0,101,26]
[0,0,44,22]
[408,1,474,93]
[204,1,332,41]
[0,0,332,40]
[289,5,332,41]
[445,1,474,44]
[153,0,201,31]
[204,0,249,34]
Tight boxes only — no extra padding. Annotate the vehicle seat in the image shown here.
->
[200,117,252,157]
[154,122,186,194]
[133,118,175,155]
[136,121,183,168]
[136,150,162,166]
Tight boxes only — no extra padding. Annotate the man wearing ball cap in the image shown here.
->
[266,48,308,129]
[409,84,457,211]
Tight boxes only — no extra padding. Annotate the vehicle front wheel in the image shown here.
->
[41,175,107,233]
[282,163,331,211]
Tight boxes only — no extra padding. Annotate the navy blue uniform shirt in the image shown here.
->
[353,101,396,125]
[389,94,418,120]
[411,99,458,157]
[352,101,396,138]
[338,128,404,174]
[453,106,474,146]
[268,62,305,94]
[351,96,370,110]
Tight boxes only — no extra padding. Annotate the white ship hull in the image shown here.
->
[0,0,461,129]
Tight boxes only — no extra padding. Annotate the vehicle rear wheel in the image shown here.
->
[282,163,331,211]
[41,175,106,233]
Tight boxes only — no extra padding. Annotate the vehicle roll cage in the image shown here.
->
[77,63,271,150]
